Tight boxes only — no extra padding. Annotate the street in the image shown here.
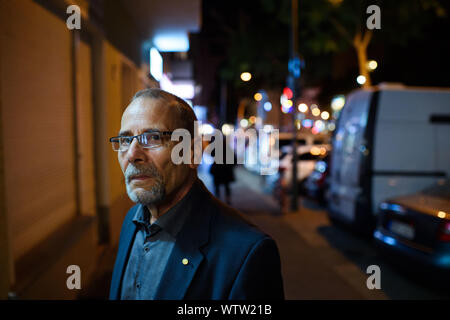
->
[200,165,450,300]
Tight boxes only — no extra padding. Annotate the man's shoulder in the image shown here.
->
[124,204,140,222]
[206,195,271,247]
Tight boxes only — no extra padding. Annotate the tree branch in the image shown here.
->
[330,17,353,46]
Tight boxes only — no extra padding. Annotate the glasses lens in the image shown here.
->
[140,132,162,148]
[111,138,121,151]
[119,136,133,151]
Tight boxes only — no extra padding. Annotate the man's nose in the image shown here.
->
[126,138,146,163]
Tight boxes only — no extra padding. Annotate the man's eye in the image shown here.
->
[121,137,133,144]
[151,134,161,140]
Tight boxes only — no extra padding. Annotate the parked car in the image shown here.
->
[373,179,450,274]
[278,144,330,192]
[304,154,330,204]
[327,85,450,234]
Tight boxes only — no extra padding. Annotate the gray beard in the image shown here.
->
[124,163,166,205]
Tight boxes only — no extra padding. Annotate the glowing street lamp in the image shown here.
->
[311,107,320,117]
[331,95,345,111]
[240,119,249,128]
[298,103,308,113]
[367,60,378,71]
[321,111,330,120]
[254,93,262,101]
[240,72,252,82]
[357,75,366,85]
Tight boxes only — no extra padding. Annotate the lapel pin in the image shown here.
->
[182,258,189,265]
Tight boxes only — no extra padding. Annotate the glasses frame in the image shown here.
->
[109,130,173,152]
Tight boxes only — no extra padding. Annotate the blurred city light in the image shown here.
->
[314,120,325,131]
[298,103,308,113]
[249,116,256,124]
[302,119,313,128]
[240,118,249,127]
[263,124,274,133]
[367,60,378,71]
[356,75,367,85]
[438,211,447,219]
[154,33,189,52]
[281,105,291,114]
[321,111,330,120]
[240,72,252,81]
[331,95,345,111]
[283,87,293,100]
[286,100,293,107]
[221,124,234,136]
[311,107,320,117]
[160,75,195,99]
[263,101,272,112]
[254,93,262,101]
[310,147,321,155]
[327,122,336,131]
[150,47,163,81]
[200,123,214,135]
[295,119,301,130]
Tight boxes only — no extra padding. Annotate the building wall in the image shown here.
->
[0,0,149,299]
[1,0,77,262]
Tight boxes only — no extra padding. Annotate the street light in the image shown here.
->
[298,103,308,113]
[321,111,330,120]
[331,95,345,111]
[367,60,378,71]
[240,119,249,128]
[357,75,366,85]
[311,107,320,117]
[240,72,252,82]
[263,102,272,112]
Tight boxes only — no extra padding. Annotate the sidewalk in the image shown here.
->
[204,166,386,299]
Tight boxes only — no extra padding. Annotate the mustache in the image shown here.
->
[125,163,161,184]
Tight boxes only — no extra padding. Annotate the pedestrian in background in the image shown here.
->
[209,137,235,205]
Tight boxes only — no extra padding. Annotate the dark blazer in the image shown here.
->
[109,179,284,300]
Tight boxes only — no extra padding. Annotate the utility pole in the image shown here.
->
[289,0,300,211]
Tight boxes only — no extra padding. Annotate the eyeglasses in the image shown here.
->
[109,131,173,152]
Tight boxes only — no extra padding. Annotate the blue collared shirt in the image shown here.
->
[120,188,193,300]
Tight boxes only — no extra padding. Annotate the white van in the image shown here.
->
[327,85,450,233]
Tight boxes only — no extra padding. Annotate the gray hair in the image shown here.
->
[132,88,197,136]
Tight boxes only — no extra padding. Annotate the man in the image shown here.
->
[109,88,284,300]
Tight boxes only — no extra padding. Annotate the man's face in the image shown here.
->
[118,97,191,205]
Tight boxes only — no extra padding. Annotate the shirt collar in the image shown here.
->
[132,180,199,238]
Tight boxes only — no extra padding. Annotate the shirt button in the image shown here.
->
[144,247,149,252]
[136,283,140,289]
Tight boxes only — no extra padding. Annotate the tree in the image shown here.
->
[298,0,447,87]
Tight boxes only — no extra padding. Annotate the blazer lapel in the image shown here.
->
[153,181,212,300]
[109,206,139,299]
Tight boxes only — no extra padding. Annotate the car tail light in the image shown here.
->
[438,221,450,242]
